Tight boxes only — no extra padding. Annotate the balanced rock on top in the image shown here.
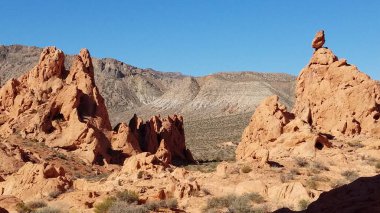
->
[312,30,325,49]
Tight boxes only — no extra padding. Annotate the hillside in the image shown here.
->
[0,45,295,161]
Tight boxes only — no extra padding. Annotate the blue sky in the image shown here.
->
[1,1,379,79]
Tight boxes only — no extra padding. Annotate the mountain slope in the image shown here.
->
[0,44,295,161]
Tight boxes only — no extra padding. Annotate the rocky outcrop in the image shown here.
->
[236,96,294,160]
[293,40,380,138]
[0,162,72,201]
[236,30,379,161]
[0,47,113,164]
[236,95,330,161]
[111,114,194,164]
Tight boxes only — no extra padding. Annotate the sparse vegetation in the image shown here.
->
[312,161,329,171]
[109,203,148,213]
[35,207,61,213]
[204,193,264,212]
[241,165,252,173]
[330,179,347,188]
[376,162,380,169]
[184,161,219,173]
[26,200,47,209]
[16,203,32,213]
[94,197,117,213]
[306,178,318,190]
[48,190,63,199]
[280,173,294,183]
[341,170,359,182]
[294,157,308,167]
[116,190,139,204]
[298,199,310,210]
[347,140,364,148]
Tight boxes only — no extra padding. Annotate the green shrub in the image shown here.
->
[94,197,116,213]
[116,190,139,204]
[298,199,310,210]
[241,165,252,173]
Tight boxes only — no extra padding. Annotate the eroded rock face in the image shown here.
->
[293,46,380,137]
[0,162,72,201]
[0,47,113,164]
[236,95,296,160]
[111,114,194,164]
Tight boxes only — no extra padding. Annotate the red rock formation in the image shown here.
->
[236,95,294,160]
[0,47,113,164]
[237,31,379,161]
[111,114,194,164]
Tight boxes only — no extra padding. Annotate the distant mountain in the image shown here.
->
[0,44,295,161]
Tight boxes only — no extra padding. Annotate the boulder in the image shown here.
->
[268,182,310,209]
[0,162,72,201]
[312,30,325,49]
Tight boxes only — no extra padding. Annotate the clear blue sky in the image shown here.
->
[1,1,379,79]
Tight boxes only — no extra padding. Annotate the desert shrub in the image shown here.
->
[94,197,116,213]
[16,203,32,213]
[206,194,236,209]
[109,203,148,213]
[49,190,63,199]
[341,170,359,181]
[35,207,61,213]
[241,165,252,173]
[228,195,253,213]
[145,201,162,211]
[294,157,308,167]
[312,161,329,171]
[26,200,47,209]
[347,140,364,148]
[290,168,301,175]
[376,161,380,169]
[116,190,139,204]
[330,179,346,188]
[165,198,178,209]
[244,192,265,203]
[298,199,310,210]
[204,193,263,212]
[306,179,318,190]
[280,173,294,183]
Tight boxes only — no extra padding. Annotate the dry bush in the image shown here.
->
[298,199,310,210]
[294,157,308,167]
[341,170,359,182]
[241,165,252,173]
